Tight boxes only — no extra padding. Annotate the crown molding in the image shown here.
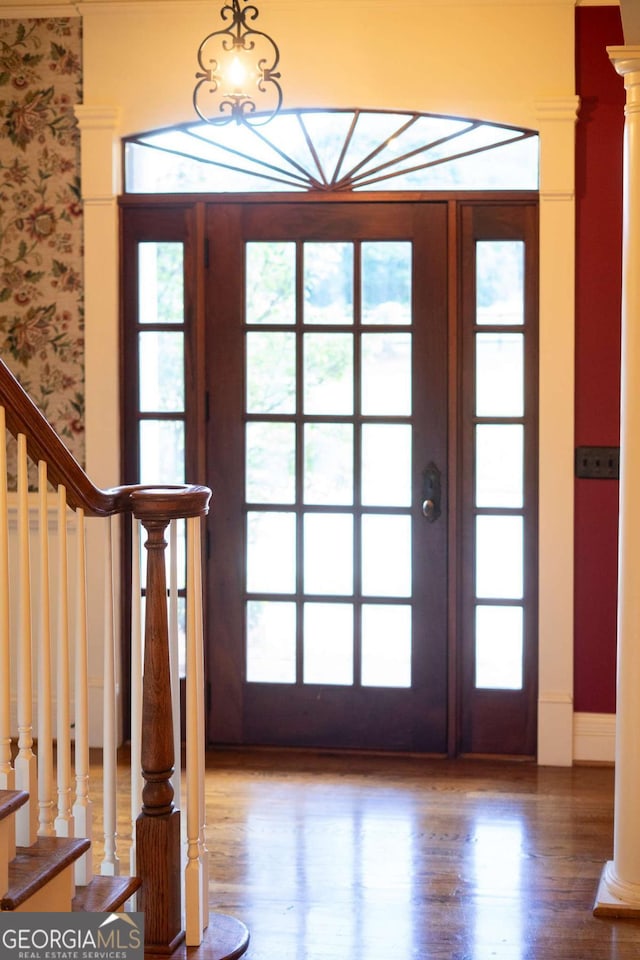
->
[0,0,582,14]
[0,3,80,14]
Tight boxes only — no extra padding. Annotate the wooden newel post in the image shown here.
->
[131,486,210,955]
[137,513,181,952]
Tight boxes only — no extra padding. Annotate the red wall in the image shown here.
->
[573,6,624,713]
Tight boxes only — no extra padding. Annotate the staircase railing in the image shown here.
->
[0,358,247,956]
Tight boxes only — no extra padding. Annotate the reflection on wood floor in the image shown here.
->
[95,749,640,960]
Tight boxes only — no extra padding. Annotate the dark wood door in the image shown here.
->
[205,201,449,751]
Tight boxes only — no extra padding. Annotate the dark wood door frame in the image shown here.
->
[119,191,539,756]
[457,201,539,757]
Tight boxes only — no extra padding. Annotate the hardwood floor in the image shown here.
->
[101,750,640,959]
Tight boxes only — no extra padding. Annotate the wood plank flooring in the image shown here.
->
[97,750,640,960]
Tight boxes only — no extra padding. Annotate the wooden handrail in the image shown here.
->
[0,357,210,518]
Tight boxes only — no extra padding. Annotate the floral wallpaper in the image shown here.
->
[0,18,84,474]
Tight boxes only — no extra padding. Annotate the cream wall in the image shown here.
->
[77,0,574,134]
[7,0,580,762]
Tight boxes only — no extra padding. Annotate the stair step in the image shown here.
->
[2,836,91,910]
[0,790,28,822]
[73,875,141,913]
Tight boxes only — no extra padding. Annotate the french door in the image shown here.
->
[206,202,449,751]
[120,195,538,756]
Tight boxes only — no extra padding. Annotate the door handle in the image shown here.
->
[422,498,437,521]
[422,461,442,523]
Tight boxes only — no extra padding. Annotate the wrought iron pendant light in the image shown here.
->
[194,0,282,126]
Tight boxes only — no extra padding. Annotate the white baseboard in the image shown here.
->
[573,711,616,764]
[538,692,574,766]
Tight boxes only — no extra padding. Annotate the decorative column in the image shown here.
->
[74,105,122,749]
[535,98,580,767]
[595,46,640,918]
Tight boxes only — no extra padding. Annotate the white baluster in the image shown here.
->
[54,485,73,838]
[0,408,14,791]
[101,515,119,876]
[129,517,143,887]
[193,517,209,932]
[169,519,182,817]
[169,519,184,923]
[15,433,37,846]
[73,508,93,884]
[185,516,206,945]
[37,462,54,837]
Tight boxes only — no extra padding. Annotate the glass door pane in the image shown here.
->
[473,239,527,691]
[244,238,414,690]
[137,242,186,483]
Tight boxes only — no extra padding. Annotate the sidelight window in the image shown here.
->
[473,241,527,690]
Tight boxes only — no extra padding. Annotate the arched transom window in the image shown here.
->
[124,108,538,194]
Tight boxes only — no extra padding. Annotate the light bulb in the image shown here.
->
[228,56,247,91]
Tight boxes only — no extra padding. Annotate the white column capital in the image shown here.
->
[534,97,580,125]
[534,96,579,200]
[74,104,122,201]
[608,45,640,80]
[609,47,640,115]
[74,105,122,132]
